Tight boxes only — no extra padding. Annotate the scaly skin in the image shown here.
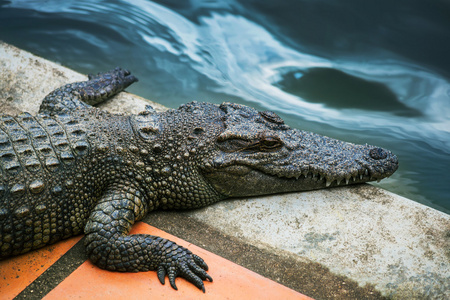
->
[0,68,398,292]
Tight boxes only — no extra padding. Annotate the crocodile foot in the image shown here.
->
[156,241,213,292]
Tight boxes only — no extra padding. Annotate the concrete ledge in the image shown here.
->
[1,42,449,299]
[181,185,450,299]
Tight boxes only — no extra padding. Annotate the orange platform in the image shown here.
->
[0,235,82,299]
[1,222,313,299]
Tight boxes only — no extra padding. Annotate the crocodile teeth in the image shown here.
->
[326,179,332,187]
[365,169,369,176]
[336,179,342,185]
[345,178,350,185]
[359,174,363,180]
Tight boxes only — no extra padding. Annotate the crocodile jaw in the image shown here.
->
[202,159,397,198]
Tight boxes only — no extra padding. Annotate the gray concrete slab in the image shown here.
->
[183,185,450,299]
[1,42,449,299]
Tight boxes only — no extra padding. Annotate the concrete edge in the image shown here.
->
[1,41,449,299]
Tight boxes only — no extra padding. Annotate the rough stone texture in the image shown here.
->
[1,42,449,299]
[182,185,450,299]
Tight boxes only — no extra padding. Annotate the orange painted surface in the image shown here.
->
[45,223,313,300]
[0,235,83,300]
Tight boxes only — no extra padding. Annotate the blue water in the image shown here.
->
[1,0,449,213]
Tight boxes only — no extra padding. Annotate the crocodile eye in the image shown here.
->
[260,138,283,150]
[262,140,278,148]
[218,136,283,153]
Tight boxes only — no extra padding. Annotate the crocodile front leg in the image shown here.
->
[84,186,212,292]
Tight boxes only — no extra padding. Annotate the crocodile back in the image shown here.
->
[0,111,101,257]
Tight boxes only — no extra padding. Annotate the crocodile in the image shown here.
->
[0,68,398,292]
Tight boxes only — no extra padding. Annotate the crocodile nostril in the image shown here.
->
[369,147,388,160]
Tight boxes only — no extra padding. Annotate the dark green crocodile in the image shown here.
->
[0,68,398,292]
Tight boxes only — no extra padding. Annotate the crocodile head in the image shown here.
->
[133,101,398,205]
[194,102,398,198]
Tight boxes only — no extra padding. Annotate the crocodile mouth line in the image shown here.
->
[273,169,379,186]
[213,163,381,188]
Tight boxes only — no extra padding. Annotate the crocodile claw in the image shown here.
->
[156,247,212,292]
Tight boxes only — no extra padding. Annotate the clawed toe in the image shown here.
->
[156,251,212,292]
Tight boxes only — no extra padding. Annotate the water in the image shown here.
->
[1,0,449,213]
